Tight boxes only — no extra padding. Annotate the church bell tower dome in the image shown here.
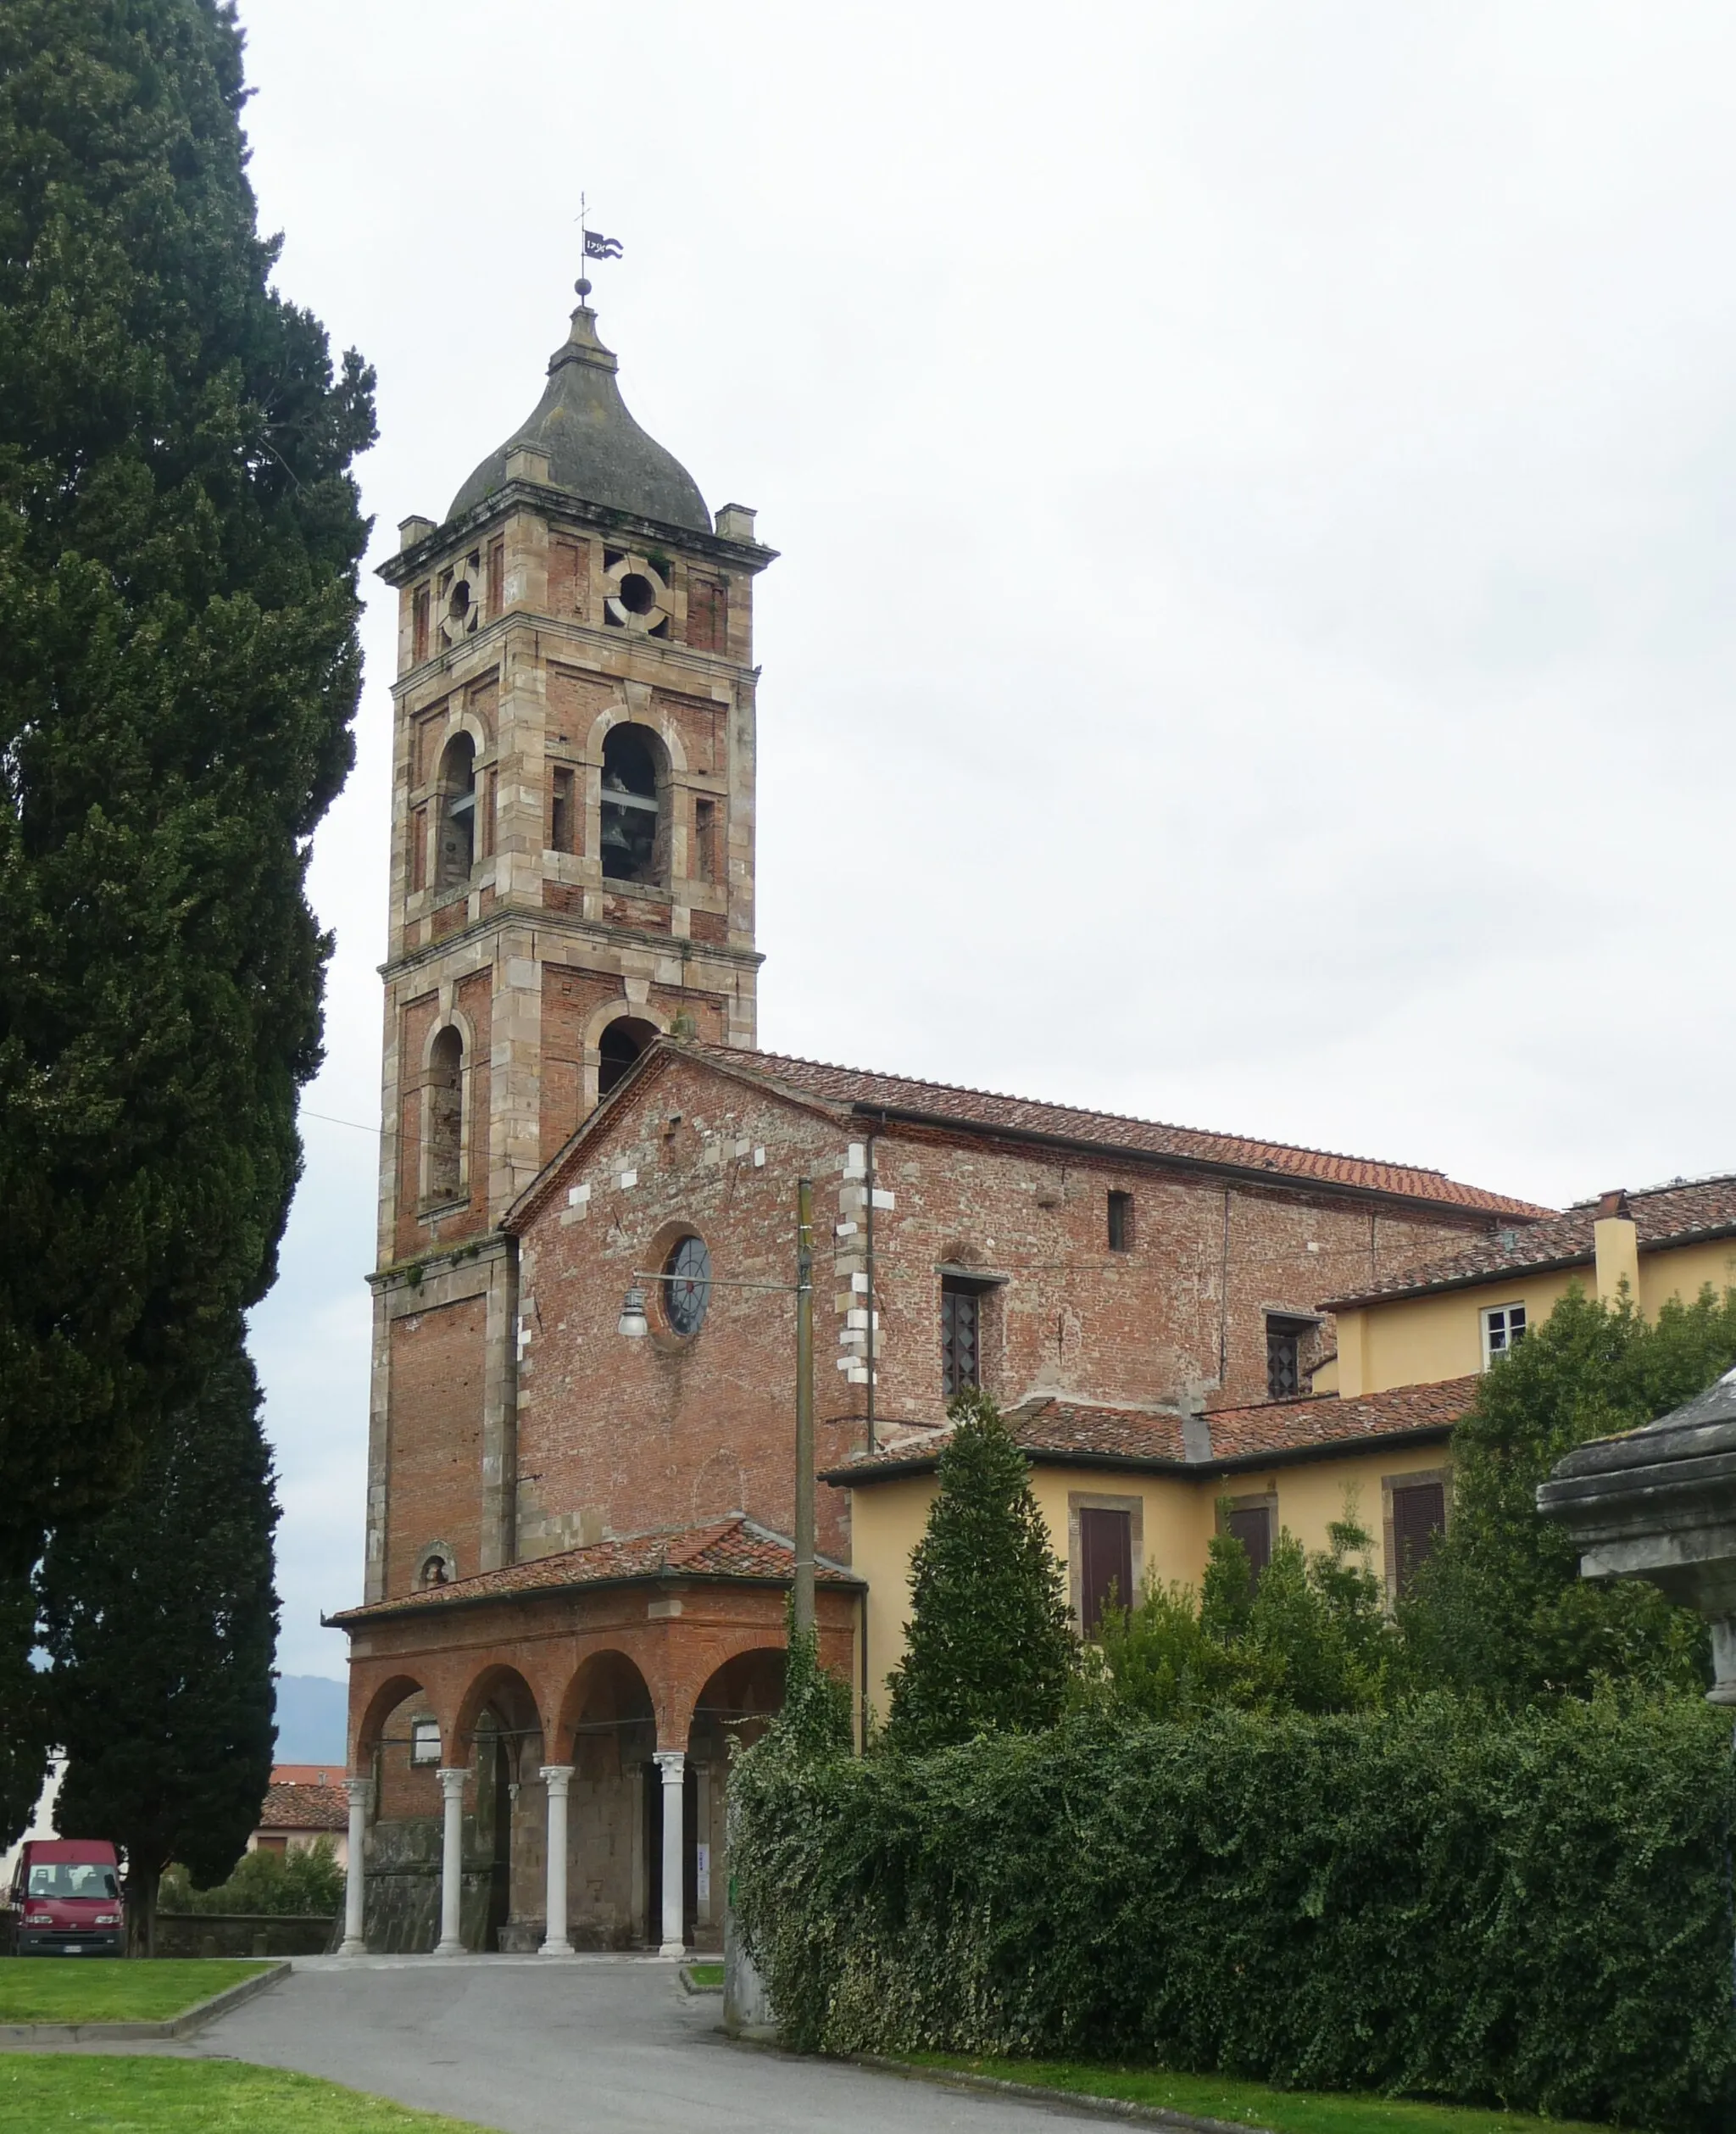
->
[446,297,711,532]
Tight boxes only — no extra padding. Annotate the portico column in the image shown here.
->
[654,1750,685,1956]
[538,1765,575,1955]
[339,1775,370,1955]
[435,1766,468,1955]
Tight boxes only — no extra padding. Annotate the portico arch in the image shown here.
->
[682,1647,787,1949]
[548,1651,658,1948]
[449,1663,545,1952]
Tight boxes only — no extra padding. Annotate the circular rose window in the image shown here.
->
[663,1234,711,1338]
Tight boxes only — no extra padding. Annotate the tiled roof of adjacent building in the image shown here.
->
[688,1047,1550,1217]
[326,1516,860,1625]
[257,1782,348,1833]
[1323,1174,1736,1309]
[825,1377,1477,1485]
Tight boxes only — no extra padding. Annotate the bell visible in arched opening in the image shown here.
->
[426,1027,464,1202]
[598,1016,657,1098]
[437,734,477,888]
[599,726,659,884]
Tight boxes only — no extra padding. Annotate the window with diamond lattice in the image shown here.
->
[1266,1314,1314,1399]
[941,1280,982,1399]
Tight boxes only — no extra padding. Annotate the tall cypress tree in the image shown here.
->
[40,1321,280,1953]
[883,1390,1076,1753]
[0,1,376,1574]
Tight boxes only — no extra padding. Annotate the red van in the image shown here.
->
[8,1840,125,1956]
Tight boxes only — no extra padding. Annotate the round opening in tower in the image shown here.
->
[598,1015,659,1097]
[615,571,659,616]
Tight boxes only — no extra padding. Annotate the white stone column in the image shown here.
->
[435,1767,468,1955]
[654,1749,685,1956]
[339,1775,370,1954]
[538,1765,574,1954]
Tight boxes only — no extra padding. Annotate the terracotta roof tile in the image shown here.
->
[1324,1174,1736,1309]
[257,1782,348,1833]
[827,1378,1477,1484]
[327,1516,860,1625]
[691,1046,1549,1218]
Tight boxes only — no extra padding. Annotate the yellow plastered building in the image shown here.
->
[832,1173,1736,1723]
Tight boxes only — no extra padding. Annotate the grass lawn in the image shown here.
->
[685,1962,725,1989]
[0,2057,498,2131]
[899,2054,1621,2134]
[0,1958,270,2026]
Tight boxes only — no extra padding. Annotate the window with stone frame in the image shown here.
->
[1078,1506,1134,1634]
[1390,1478,1447,1596]
[550,766,576,855]
[941,1278,983,1399]
[1226,1501,1275,1589]
[1107,1190,1134,1252]
[693,796,717,882]
[1266,1313,1316,1399]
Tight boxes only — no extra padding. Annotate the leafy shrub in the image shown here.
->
[1088,1509,1393,1719]
[883,1389,1075,1752]
[1399,1288,1729,1706]
[161,1836,342,1916]
[732,1697,1736,2131]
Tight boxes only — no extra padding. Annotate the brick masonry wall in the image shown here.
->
[385,1293,487,1593]
[509,1051,1501,1567]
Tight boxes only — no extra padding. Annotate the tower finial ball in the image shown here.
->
[575,276,593,299]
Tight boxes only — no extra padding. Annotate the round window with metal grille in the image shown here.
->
[663,1234,711,1338]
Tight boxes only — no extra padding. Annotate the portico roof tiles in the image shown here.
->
[689,1046,1550,1217]
[326,1515,860,1625]
[258,1782,349,1832]
[827,1376,1477,1485]
[1324,1173,1736,1309]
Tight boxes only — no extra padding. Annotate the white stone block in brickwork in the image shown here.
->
[871,1189,894,1210]
[753,1147,765,1167]
[851,1273,868,1293]
[567,1183,590,1206]
[617,1168,637,1190]
[845,1309,879,1331]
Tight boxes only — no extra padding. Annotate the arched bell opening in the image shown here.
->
[424,1025,465,1206]
[597,1015,659,1100]
[435,733,477,889]
[599,725,666,886]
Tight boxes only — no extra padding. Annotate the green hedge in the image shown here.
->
[731,1698,1736,2131]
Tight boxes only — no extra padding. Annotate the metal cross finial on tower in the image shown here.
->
[574,192,624,301]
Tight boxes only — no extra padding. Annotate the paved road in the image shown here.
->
[164,1954,1107,2134]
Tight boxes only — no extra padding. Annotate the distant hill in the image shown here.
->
[274,1674,348,1763]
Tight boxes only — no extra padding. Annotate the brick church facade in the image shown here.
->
[331,287,1544,1957]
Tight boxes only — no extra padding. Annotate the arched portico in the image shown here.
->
[335,1524,864,1955]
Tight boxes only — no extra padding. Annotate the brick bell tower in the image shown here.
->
[362,284,775,1602]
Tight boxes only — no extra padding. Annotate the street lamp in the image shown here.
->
[615,1178,816,1635]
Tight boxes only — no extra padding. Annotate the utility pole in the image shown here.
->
[793,1176,815,1637]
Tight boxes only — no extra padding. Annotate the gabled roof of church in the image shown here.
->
[447,300,710,532]
[325,1515,860,1625]
[508,1039,1550,1232]
[687,1046,1550,1218]
[825,1376,1476,1486]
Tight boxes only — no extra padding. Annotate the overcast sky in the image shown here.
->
[235,0,1736,1677]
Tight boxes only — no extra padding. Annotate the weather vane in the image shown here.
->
[575,192,624,299]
